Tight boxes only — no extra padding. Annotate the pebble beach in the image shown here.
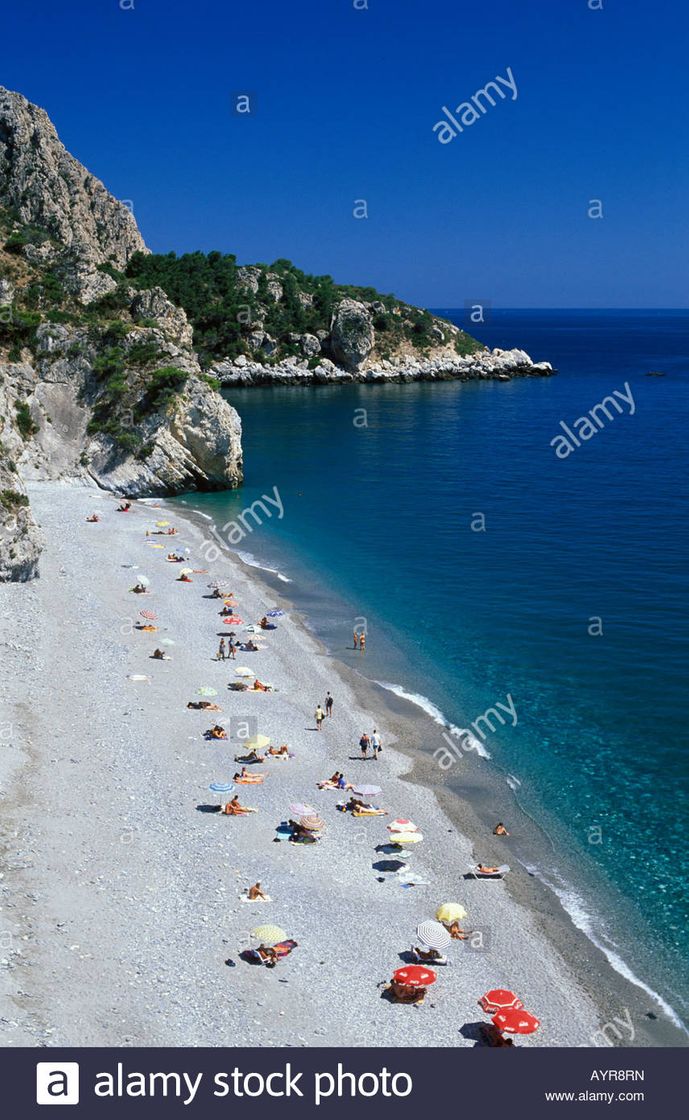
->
[0,482,646,1047]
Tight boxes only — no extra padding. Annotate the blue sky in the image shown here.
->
[2,0,688,307]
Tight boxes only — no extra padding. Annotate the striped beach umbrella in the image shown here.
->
[139,609,157,620]
[209,782,234,795]
[388,819,418,833]
[352,785,382,797]
[251,925,286,946]
[390,832,423,844]
[289,802,316,818]
[299,815,326,832]
[266,609,284,617]
[416,921,452,951]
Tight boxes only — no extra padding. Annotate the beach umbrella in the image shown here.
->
[160,638,175,646]
[299,814,326,832]
[390,832,423,844]
[223,616,243,625]
[209,781,234,795]
[415,921,452,951]
[234,666,253,677]
[180,567,194,576]
[492,1008,540,1035]
[250,924,286,946]
[266,609,284,617]
[137,574,150,587]
[388,818,418,833]
[436,903,468,924]
[140,609,157,620]
[353,785,382,797]
[289,802,316,818]
[479,989,523,1014]
[245,734,270,750]
[198,687,218,697]
[155,520,169,527]
[392,965,437,988]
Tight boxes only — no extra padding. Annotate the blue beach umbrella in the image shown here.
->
[209,782,234,794]
[266,609,284,618]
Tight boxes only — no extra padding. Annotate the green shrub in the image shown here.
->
[0,489,29,511]
[15,400,38,440]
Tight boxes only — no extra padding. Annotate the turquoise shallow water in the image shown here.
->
[173,310,689,1024]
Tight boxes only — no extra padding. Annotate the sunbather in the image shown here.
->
[150,649,169,660]
[234,769,265,784]
[445,920,474,941]
[252,679,272,691]
[223,795,255,816]
[187,700,222,711]
[116,501,132,512]
[207,725,227,740]
[387,979,426,1005]
[85,513,100,522]
[235,749,264,764]
[177,573,192,583]
[477,864,500,875]
[410,946,448,965]
[249,940,297,968]
[266,744,289,757]
[242,640,259,652]
[493,822,509,836]
[166,527,178,535]
[130,582,148,594]
[247,882,268,901]
[318,771,343,789]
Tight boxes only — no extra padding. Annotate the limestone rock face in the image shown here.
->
[130,287,194,349]
[329,299,375,371]
[0,380,41,580]
[0,86,146,293]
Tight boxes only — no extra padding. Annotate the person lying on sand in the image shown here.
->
[247,882,268,901]
[166,553,184,562]
[166,527,178,535]
[235,749,264,764]
[136,623,158,632]
[234,771,265,784]
[85,513,100,523]
[242,640,259,652]
[222,795,256,816]
[346,797,367,813]
[259,616,269,629]
[287,820,318,842]
[252,940,297,967]
[116,501,132,512]
[266,744,289,757]
[493,822,509,836]
[207,724,227,740]
[150,649,170,660]
[187,700,222,711]
[177,573,192,583]
[387,979,426,1005]
[445,920,475,941]
[130,582,149,594]
[220,606,233,616]
[477,864,499,875]
[252,679,272,692]
[410,946,448,965]
[318,771,351,790]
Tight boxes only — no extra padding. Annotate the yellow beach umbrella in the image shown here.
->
[245,734,270,750]
[436,903,468,924]
[250,924,286,946]
[391,832,423,844]
[156,520,169,527]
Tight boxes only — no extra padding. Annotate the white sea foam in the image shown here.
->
[193,510,213,521]
[506,773,522,790]
[523,861,688,1034]
[374,681,491,759]
[236,550,292,583]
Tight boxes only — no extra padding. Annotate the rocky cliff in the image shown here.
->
[0,88,243,581]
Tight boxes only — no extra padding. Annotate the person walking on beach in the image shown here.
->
[325,692,334,718]
[228,640,237,660]
[359,631,366,654]
[359,732,370,759]
[371,729,381,759]
[315,705,325,731]
[217,637,226,661]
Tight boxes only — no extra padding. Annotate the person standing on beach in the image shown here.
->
[359,632,366,654]
[325,692,334,718]
[371,729,381,759]
[353,630,359,650]
[218,638,226,661]
[228,640,237,660]
[359,732,370,758]
[315,705,325,731]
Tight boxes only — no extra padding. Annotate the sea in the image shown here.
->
[172,310,689,1028]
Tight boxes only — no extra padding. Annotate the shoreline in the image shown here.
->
[0,482,684,1048]
[170,499,688,1047]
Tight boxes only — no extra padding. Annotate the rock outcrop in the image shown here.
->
[0,87,145,302]
[329,298,375,370]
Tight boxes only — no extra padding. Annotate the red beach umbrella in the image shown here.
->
[223,616,244,625]
[139,609,157,620]
[479,989,523,1014]
[392,965,438,988]
[492,1008,540,1035]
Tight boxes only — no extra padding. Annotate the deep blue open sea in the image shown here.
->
[174,311,689,1025]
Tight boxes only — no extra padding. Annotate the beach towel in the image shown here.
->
[353,808,386,817]
[240,893,273,903]
[235,775,265,784]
